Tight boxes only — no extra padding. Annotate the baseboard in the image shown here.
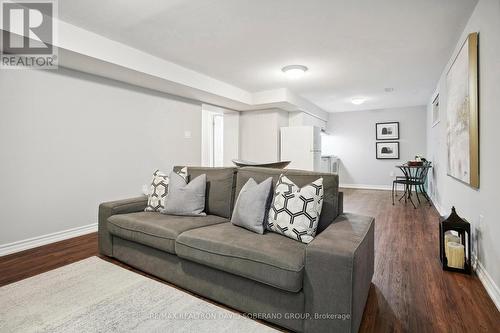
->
[0,223,98,257]
[340,183,392,191]
[429,195,446,216]
[474,257,500,312]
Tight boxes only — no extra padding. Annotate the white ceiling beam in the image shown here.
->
[1,17,329,121]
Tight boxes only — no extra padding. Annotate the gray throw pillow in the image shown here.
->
[231,177,273,234]
[144,167,188,212]
[162,172,206,216]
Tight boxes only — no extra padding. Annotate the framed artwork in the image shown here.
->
[376,142,399,160]
[446,32,479,188]
[376,122,399,140]
[432,94,440,127]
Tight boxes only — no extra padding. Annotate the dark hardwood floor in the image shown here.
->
[0,232,98,287]
[345,188,500,333]
[1,189,499,332]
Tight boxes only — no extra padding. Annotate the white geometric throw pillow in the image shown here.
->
[267,174,324,243]
[145,167,188,212]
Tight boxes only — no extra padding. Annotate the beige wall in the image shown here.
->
[426,0,500,305]
[0,68,202,246]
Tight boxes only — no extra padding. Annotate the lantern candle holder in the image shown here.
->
[439,206,471,274]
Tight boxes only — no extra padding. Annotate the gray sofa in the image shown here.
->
[98,166,374,333]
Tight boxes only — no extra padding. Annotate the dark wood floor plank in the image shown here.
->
[1,189,499,332]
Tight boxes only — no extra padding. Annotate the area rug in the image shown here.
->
[0,256,277,333]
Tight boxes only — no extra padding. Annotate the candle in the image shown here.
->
[447,242,465,269]
[444,231,461,258]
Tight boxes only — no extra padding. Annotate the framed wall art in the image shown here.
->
[376,142,400,160]
[376,122,399,140]
[446,32,479,189]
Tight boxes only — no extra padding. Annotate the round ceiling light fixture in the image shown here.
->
[351,97,366,105]
[281,65,308,79]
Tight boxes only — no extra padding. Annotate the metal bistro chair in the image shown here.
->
[392,162,432,208]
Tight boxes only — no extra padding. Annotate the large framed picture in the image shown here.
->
[376,142,399,160]
[376,122,399,140]
[446,32,479,188]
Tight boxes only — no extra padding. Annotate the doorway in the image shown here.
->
[211,113,224,167]
[202,108,224,167]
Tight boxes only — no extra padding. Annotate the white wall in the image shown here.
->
[426,0,500,307]
[323,106,427,188]
[239,108,288,163]
[289,111,327,131]
[0,68,202,246]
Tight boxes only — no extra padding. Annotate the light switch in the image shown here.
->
[184,131,192,139]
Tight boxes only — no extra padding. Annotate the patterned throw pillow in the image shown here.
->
[145,167,188,212]
[267,175,324,243]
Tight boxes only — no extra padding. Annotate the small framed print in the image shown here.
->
[432,94,440,127]
[376,122,399,140]
[376,142,400,160]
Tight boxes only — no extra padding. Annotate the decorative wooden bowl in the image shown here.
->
[232,159,291,169]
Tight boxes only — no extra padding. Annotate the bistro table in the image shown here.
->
[393,163,432,209]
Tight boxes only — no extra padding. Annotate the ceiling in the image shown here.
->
[59,0,477,112]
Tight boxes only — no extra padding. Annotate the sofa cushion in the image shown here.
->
[176,223,307,292]
[107,212,228,254]
[174,166,237,219]
[163,173,207,216]
[235,167,339,234]
[267,175,324,243]
[231,177,273,234]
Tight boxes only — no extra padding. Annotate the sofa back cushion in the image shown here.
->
[174,166,237,218]
[235,167,340,234]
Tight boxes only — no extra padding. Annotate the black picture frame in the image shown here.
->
[376,122,400,140]
[376,141,400,160]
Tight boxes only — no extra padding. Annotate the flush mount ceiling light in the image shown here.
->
[351,97,366,105]
[282,65,308,79]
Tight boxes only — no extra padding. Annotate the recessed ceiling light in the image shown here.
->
[351,98,366,105]
[282,65,308,79]
[384,87,395,92]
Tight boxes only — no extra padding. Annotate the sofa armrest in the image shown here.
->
[304,213,374,333]
[98,196,148,256]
